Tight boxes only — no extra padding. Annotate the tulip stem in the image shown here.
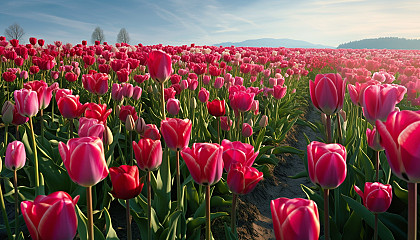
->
[29,117,40,196]
[176,150,182,212]
[326,115,332,143]
[408,182,417,240]
[13,170,19,236]
[69,118,74,139]
[40,109,44,142]
[0,179,13,240]
[217,116,220,144]
[161,82,166,120]
[129,131,133,166]
[126,199,132,240]
[147,171,152,240]
[231,193,238,234]
[375,150,380,182]
[206,185,211,240]
[374,213,378,240]
[4,124,8,146]
[324,188,330,240]
[51,95,55,123]
[336,112,343,144]
[86,186,94,240]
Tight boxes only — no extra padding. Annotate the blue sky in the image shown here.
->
[1,0,419,47]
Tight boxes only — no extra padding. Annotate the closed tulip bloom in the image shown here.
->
[161,118,192,151]
[119,105,138,122]
[117,68,130,82]
[242,123,253,138]
[271,197,320,240]
[230,91,255,113]
[121,83,134,98]
[78,117,105,139]
[221,139,259,171]
[12,106,29,126]
[376,110,420,182]
[366,127,383,151]
[21,191,79,240]
[14,88,39,117]
[167,98,180,115]
[111,83,124,102]
[57,94,87,119]
[273,85,287,100]
[24,80,58,110]
[227,162,263,195]
[207,99,225,117]
[65,72,78,82]
[2,100,14,124]
[220,116,232,131]
[354,182,392,213]
[214,77,224,89]
[198,87,210,103]
[307,141,347,189]
[309,73,345,115]
[133,86,142,100]
[82,73,109,95]
[181,143,224,185]
[59,137,109,187]
[109,165,144,199]
[147,50,172,83]
[362,84,401,124]
[5,140,26,171]
[143,124,161,140]
[133,138,163,171]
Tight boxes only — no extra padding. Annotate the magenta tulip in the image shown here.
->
[82,73,109,95]
[133,138,163,171]
[366,127,383,151]
[220,116,232,131]
[160,118,192,151]
[181,143,224,185]
[78,117,105,139]
[167,98,180,115]
[354,182,392,213]
[14,89,39,117]
[109,165,144,200]
[143,124,161,140]
[221,139,259,171]
[57,94,87,119]
[198,87,210,103]
[59,137,109,187]
[307,141,347,189]
[229,91,255,113]
[24,80,58,110]
[21,191,79,240]
[241,123,253,138]
[273,85,287,100]
[309,73,345,115]
[376,110,420,182]
[227,162,263,195]
[5,140,26,171]
[271,197,320,240]
[147,50,172,83]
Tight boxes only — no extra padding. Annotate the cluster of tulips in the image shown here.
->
[0,35,419,240]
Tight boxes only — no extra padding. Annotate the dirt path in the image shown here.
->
[236,104,322,239]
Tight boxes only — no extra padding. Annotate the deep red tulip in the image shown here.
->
[221,139,259,171]
[220,116,232,131]
[109,165,144,199]
[307,141,347,189]
[117,68,130,82]
[29,37,37,45]
[2,71,17,82]
[181,143,224,185]
[14,89,39,117]
[57,94,86,119]
[242,123,253,137]
[271,197,320,240]
[84,103,112,123]
[354,182,392,213]
[37,39,45,46]
[133,138,163,171]
[65,72,78,82]
[309,73,345,115]
[82,73,109,95]
[21,191,79,240]
[5,140,26,171]
[29,65,40,75]
[143,124,161,140]
[147,50,172,83]
[59,137,109,187]
[160,118,192,151]
[119,105,138,122]
[227,162,263,195]
[134,74,150,84]
[207,99,225,117]
[83,55,96,66]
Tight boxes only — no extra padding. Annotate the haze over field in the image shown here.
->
[1,0,419,47]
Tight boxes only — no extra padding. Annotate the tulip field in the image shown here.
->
[0,36,420,240]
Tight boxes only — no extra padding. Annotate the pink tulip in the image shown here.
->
[119,105,138,122]
[362,84,401,124]
[271,197,320,240]
[109,165,144,200]
[227,162,263,195]
[14,89,39,117]
[58,137,109,187]
[221,139,259,171]
[82,73,109,95]
[161,118,192,151]
[143,124,161,140]
[230,91,255,113]
[273,85,287,100]
[198,87,210,103]
[5,140,26,171]
[220,116,232,131]
[376,110,420,182]
[347,81,380,106]
[78,117,104,139]
[181,143,224,185]
[214,77,224,89]
[121,83,134,98]
[147,50,172,83]
[167,98,180,115]
[111,83,124,102]
[133,138,163,171]
[309,73,345,115]
[366,127,383,151]
[57,94,86,119]
[354,182,392,213]
[307,141,347,189]
[242,123,253,138]
[24,80,58,110]
[133,86,142,100]
[21,191,79,240]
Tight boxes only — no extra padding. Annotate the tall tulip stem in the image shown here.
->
[408,182,417,240]
[326,115,332,143]
[374,213,378,240]
[147,171,152,240]
[0,179,12,240]
[336,112,343,144]
[86,186,94,240]
[231,193,238,234]
[217,116,220,144]
[4,124,8,146]
[29,117,40,195]
[375,150,380,182]
[40,109,44,141]
[126,199,132,240]
[13,170,19,236]
[161,82,166,120]
[69,118,74,139]
[176,150,182,211]
[206,185,211,240]
[324,188,330,240]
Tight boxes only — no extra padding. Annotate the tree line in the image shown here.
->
[337,37,420,50]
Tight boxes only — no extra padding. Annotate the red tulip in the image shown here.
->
[220,116,232,131]
[227,162,263,195]
[181,143,224,185]
[161,118,192,151]
[307,141,347,189]
[78,117,104,139]
[376,110,420,182]
[134,74,150,84]
[59,137,109,187]
[119,105,138,122]
[117,68,130,82]
[198,87,210,103]
[271,197,320,240]
[109,165,144,199]
[221,139,259,171]
[147,50,172,83]
[14,89,39,117]
[57,94,86,119]
[84,103,112,123]
[143,124,161,140]
[82,73,109,95]
[207,99,225,117]
[5,140,26,171]
[37,39,45,47]
[309,73,345,115]
[354,182,392,213]
[366,127,383,151]
[65,72,78,82]
[29,37,37,45]
[273,85,287,100]
[133,138,163,171]
[242,123,253,138]
[2,71,17,82]
[83,55,96,66]
[167,98,180,116]
[21,191,79,240]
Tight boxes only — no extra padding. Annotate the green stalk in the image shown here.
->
[126,199,132,240]
[375,150,380,182]
[231,193,238,234]
[326,115,332,143]
[217,116,220,144]
[0,179,12,240]
[40,109,44,141]
[29,117,40,196]
[176,150,182,212]
[374,213,378,240]
[336,112,343,144]
[13,170,19,236]
[324,189,330,240]
[69,118,74,139]
[87,186,94,240]
[206,185,211,240]
[147,171,152,240]
[4,124,8,146]
[408,183,417,240]
[161,82,166,120]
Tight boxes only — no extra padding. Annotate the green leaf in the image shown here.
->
[187,212,229,233]
[378,212,407,240]
[301,184,323,208]
[254,127,266,151]
[289,170,308,179]
[103,207,119,240]
[75,205,106,240]
[272,145,303,155]
[224,222,238,240]
[392,181,408,204]
[342,212,362,240]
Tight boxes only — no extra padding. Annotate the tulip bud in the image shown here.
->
[2,101,14,124]
[167,98,180,116]
[247,119,253,127]
[5,141,26,171]
[0,156,2,172]
[242,123,253,137]
[220,116,232,131]
[104,126,113,146]
[259,115,268,128]
[125,115,135,132]
[135,117,146,135]
[190,97,197,109]
[115,105,121,116]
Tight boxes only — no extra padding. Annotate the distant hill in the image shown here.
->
[213,38,334,49]
[338,37,420,49]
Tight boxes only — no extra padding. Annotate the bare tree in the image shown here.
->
[117,28,130,44]
[91,27,105,44]
[5,23,25,41]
